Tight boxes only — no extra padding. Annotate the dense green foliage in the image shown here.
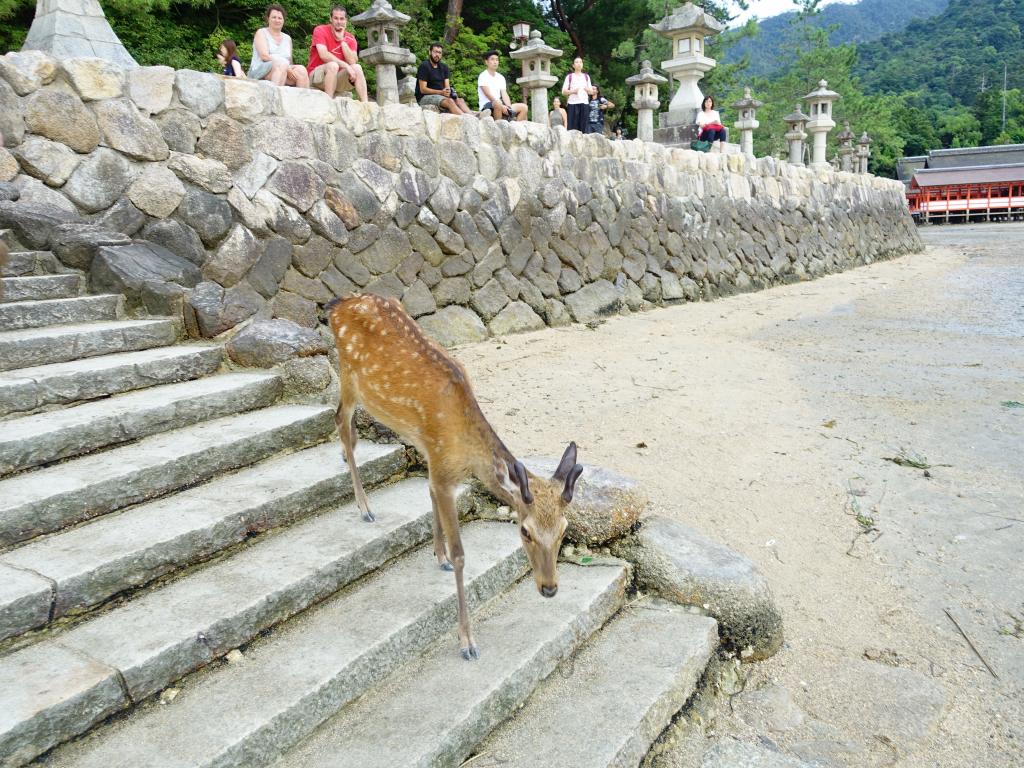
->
[721,0,948,78]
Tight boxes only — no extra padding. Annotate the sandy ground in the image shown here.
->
[454,223,1024,767]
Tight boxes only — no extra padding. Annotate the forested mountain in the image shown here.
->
[721,0,948,77]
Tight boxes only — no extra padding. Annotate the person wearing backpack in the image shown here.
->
[561,56,596,132]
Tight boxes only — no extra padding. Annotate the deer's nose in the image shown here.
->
[540,585,558,598]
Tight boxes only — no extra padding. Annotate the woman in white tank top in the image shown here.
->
[561,56,595,133]
[249,4,309,88]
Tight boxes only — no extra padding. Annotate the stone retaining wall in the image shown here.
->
[0,52,922,347]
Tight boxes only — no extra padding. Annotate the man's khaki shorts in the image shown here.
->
[310,63,356,92]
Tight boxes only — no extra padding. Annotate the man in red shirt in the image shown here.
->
[307,5,369,102]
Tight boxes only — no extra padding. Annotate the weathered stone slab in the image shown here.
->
[127,164,185,217]
[701,739,814,768]
[24,89,100,152]
[0,404,333,547]
[90,242,201,310]
[563,279,622,323]
[0,50,57,96]
[0,200,80,249]
[0,294,121,332]
[610,515,784,660]
[62,148,133,213]
[61,57,125,101]
[417,305,487,347]
[0,643,127,768]
[185,281,264,338]
[174,70,223,117]
[0,563,52,643]
[12,137,80,187]
[128,65,175,115]
[93,98,169,161]
[201,224,259,287]
[479,600,717,768]
[226,318,329,367]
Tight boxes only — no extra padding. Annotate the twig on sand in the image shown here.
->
[630,376,681,392]
[944,608,999,679]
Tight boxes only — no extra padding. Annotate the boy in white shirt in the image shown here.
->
[477,50,527,121]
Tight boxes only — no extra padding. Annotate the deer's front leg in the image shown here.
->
[336,400,373,522]
[432,479,477,660]
[429,485,454,571]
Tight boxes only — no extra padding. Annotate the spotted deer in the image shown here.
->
[325,293,584,660]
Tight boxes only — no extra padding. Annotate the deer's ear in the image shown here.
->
[561,464,584,503]
[507,458,534,505]
[552,441,578,482]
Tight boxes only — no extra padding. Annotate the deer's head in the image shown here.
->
[499,442,583,598]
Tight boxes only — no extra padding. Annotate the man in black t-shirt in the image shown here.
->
[416,42,472,115]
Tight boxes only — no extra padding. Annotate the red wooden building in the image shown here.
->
[906,164,1024,223]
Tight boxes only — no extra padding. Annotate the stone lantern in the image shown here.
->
[836,121,855,172]
[803,79,840,170]
[625,60,667,142]
[649,3,723,130]
[783,103,809,166]
[510,29,562,125]
[350,0,412,106]
[857,131,872,174]
[730,86,762,157]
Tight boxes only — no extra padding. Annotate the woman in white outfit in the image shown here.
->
[695,95,726,152]
[249,4,309,88]
[561,56,595,133]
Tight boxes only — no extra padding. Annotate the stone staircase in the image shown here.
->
[0,230,719,768]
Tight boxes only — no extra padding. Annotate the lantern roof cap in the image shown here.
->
[784,102,810,123]
[858,131,873,145]
[650,3,724,37]
[350,0,410,27]
[836,120,855,141]
[509,29,563,60]
[626,60,668,86]
[803,79,840,102]
[731,86,762,110]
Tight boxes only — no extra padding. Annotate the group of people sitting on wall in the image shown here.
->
[215,4,370,101]
[215,4,623,136]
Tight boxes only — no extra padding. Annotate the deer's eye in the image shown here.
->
[520,525,532,542]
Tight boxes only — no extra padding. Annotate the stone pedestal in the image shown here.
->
[626,61,667,143]
[510,30,562,124]
[22,0,136,66]
[649,4,723,131]
[351,0,411,106]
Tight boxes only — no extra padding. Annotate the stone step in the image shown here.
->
[1,478,459,768]
[271,561,629,768]
[0,294,123,331]
[0,319,178,373]
[0,441,406,642]
[0,344,223,420]
[0,404,335,548]
[0,372,284,478]
[475,599,719,767]
[0,274,81,303]
[1,250,62,277]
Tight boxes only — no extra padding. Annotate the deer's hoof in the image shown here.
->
[361,510,376,523]
[440,561,454,572]
[460,644,480,661]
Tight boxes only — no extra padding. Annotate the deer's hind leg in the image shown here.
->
[336,383,374,522]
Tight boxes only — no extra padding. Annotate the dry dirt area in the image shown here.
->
[455,224,1024,767]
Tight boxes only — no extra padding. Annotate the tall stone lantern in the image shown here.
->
[803,79,840,170]
[625,60,667,142]
[351,0,412,106]
[731,86,762,157]
[649,3,723,129]
[836,121,855,172]
[857,131,873,174]
[783,103,809,166]
[510,30,562,125]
